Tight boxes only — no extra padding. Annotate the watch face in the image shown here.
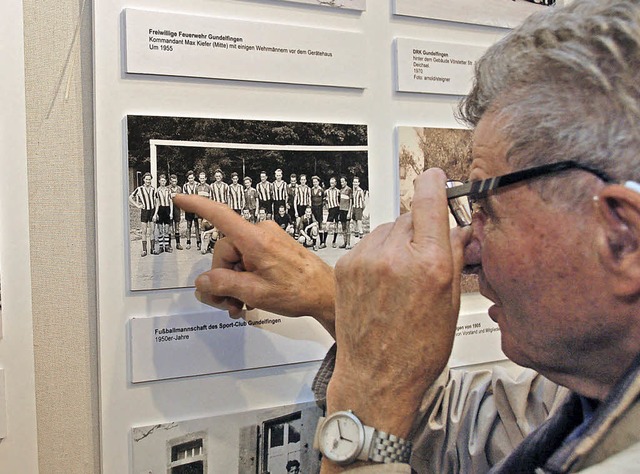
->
[319,412,365,465]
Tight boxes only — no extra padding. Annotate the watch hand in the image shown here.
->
[336,421,353,442]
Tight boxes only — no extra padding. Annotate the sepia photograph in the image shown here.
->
[132,401,322,474]
[394,0,563,29]
[398,126,478,293]
[127,115,368,291]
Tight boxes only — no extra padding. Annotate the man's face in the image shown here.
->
[143,175,152,186]
[187,174,195,183]
[288,466,299,474]
[244,179,251,188]
[278,206,286,216]
[199,173,206,183]
[312,178,320,187]
[330,178,336,188]
[290,176,297,185]
[242,210,251,219]
[300,176,307,185]
[464,112,608,373]
[232,176,238,184]
[340,178,347,187]
[159,176,166,186]
[170,177,178,186]
[214,172,222,182]
[305,208,312,218]
[259,209,266,219]
[260,173,267,182]
[353,178,360,189]
[275,170,282,180]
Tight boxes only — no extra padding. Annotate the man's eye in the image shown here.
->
[471,198,487,215]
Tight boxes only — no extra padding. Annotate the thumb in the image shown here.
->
[450,226,474,290]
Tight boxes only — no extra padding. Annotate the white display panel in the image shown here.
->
[130,310,333,382]
[125,8,366,88]
[395,38,486,96]
[95,1,504,472]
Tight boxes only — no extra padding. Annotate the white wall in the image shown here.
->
[0,0,39,472]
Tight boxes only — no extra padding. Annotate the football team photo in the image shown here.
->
[127,115,369,291]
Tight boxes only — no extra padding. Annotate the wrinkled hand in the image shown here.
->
[174,194,336,336]
[326,169,473,442]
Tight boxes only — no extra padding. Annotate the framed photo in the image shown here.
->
[127,115,368,291]
[132,401,322,473]
[394,0,564,29]
[397,126,478,293]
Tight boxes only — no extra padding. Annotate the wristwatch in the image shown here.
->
[313,410,412,466]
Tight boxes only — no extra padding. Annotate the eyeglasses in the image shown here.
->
[445,160,614,227]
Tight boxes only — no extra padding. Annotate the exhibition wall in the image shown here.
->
[0,0,39,472]
[2,0,560,472]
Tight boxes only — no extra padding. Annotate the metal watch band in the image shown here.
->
[369,430,412,464]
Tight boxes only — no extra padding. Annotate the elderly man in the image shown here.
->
[175,1,640,472]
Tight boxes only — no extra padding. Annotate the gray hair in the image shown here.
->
[459,0,640,202]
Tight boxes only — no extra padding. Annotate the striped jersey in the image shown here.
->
[228,183,245,210]
[272,180,288,201]
[353,187,367,209]
[325,187,340,209]
[130,185,156,210]
[182,181,198,195]
[295,184,311,207]
[256,181,273,201]
[157,186,172,207]
[211,181,229,204]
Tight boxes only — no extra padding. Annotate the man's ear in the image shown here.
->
[595,183,640,298]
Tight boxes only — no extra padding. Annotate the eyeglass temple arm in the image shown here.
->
[446,161,614,200]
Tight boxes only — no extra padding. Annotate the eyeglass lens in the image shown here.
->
[446,180,473,226]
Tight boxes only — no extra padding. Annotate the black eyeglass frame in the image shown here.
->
[446,160,614,226]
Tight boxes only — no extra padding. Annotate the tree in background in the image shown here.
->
[127,116,368,190]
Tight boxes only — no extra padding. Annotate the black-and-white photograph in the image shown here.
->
[398,126,478,293]
[260,0,366,10]
[394,0,563,29]
[132,401,322,473]
[127,115,368,291]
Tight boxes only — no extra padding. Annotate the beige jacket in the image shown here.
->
[313,349,640,473]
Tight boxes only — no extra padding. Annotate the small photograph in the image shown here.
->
[132,401,322,473]
[397,126,478,293]
[127,115,368,291]
[394,0,563,29]
[264,0,366,10]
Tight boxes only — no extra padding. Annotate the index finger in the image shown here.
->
[174,194,258,241]
[411,168,451,247]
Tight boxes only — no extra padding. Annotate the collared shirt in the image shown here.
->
[228,183,245,210]
[272,180,288,201]
[325,187,340,209]
[131,185,156,210]
[211,181,229,204]
[295,184,311,207]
